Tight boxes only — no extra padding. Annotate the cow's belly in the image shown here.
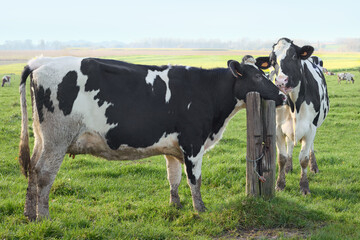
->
[67,131,183,161]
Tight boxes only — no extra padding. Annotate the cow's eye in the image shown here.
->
[292,54,297,60]
[256,73,262,79]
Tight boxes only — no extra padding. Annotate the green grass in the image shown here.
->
[1,53,360,239]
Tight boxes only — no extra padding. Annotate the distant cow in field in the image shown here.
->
[325,70,335,76]
[18,56,286,221]
[259,38,329,195]
[337,72,354,84]
[2,75,11,87]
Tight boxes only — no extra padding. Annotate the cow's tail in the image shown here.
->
[19,65,32,178]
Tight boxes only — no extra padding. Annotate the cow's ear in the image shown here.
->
[255,57,271,69]
[299,45,314,60]
[228,60,243,78]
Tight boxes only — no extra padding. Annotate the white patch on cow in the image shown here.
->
[288,81,301,106]
[245,61,259,70]
[188,145,204,180]
[187,102,192,110]
[204,100,245,151]
[294,102,317,143]
[273,39,291,61]
[244,58,258,70]
[145,68,172,103]
[72,87,117,133]
[273,39,292,80]
[73,70,118,133]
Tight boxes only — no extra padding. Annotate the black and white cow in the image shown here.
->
[259,38,329,194]
[19,56,286,221]
[337,72,355,84]
[2,75,11,87]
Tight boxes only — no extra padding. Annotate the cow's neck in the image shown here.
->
[199,68,241,145]
[288,81,301,104]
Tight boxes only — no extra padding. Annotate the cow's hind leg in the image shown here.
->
[24,113,43,221]
[24,141,42,221]
[165,155,183,208]
[35,147,66,220]
[309,143,319,173]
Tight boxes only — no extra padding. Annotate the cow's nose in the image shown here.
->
[275,76,288,86]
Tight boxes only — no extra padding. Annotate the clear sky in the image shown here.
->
[1,0,359,43]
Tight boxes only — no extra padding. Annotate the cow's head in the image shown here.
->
[267,37,314,94]
[227,57,286,106]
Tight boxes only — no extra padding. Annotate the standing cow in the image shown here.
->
[19,56,286,221]
[2,75,11,87]
[259,38,329,194]
[337,73,354,84]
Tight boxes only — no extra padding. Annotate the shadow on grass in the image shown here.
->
[211,196,328,230]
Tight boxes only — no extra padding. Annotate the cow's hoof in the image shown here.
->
[300,181,310,195]
[194,201,206,212]
[24,212,37,222]
[300,187,311,195]
[195,206,207,213]
[36,215,51,222]
[275,179,286,191]
[310,166,319,174]
[170,200,183,209]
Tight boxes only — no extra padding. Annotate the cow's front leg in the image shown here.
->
[183,146,206,212]
[299,130,316,195]
[276,132,287,191]
[285,136,294,174]
[309,143,319,173]
[165,155,182,208]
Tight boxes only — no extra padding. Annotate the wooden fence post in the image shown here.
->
[246,92,263,196]
[245,92,276,199]
[261,100,276,199]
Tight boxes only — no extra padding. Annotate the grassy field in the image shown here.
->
[0,51,360,239]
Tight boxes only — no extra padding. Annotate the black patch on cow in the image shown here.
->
[287,97,295,113]
[34,85,54,123]
[80,58,175,150]
[311,56,319,65]
[57,71,79,116]
[313,112,320,126]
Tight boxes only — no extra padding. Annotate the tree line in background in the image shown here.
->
[1,38,359,52]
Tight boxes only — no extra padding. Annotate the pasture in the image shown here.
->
[0,50,360,239]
